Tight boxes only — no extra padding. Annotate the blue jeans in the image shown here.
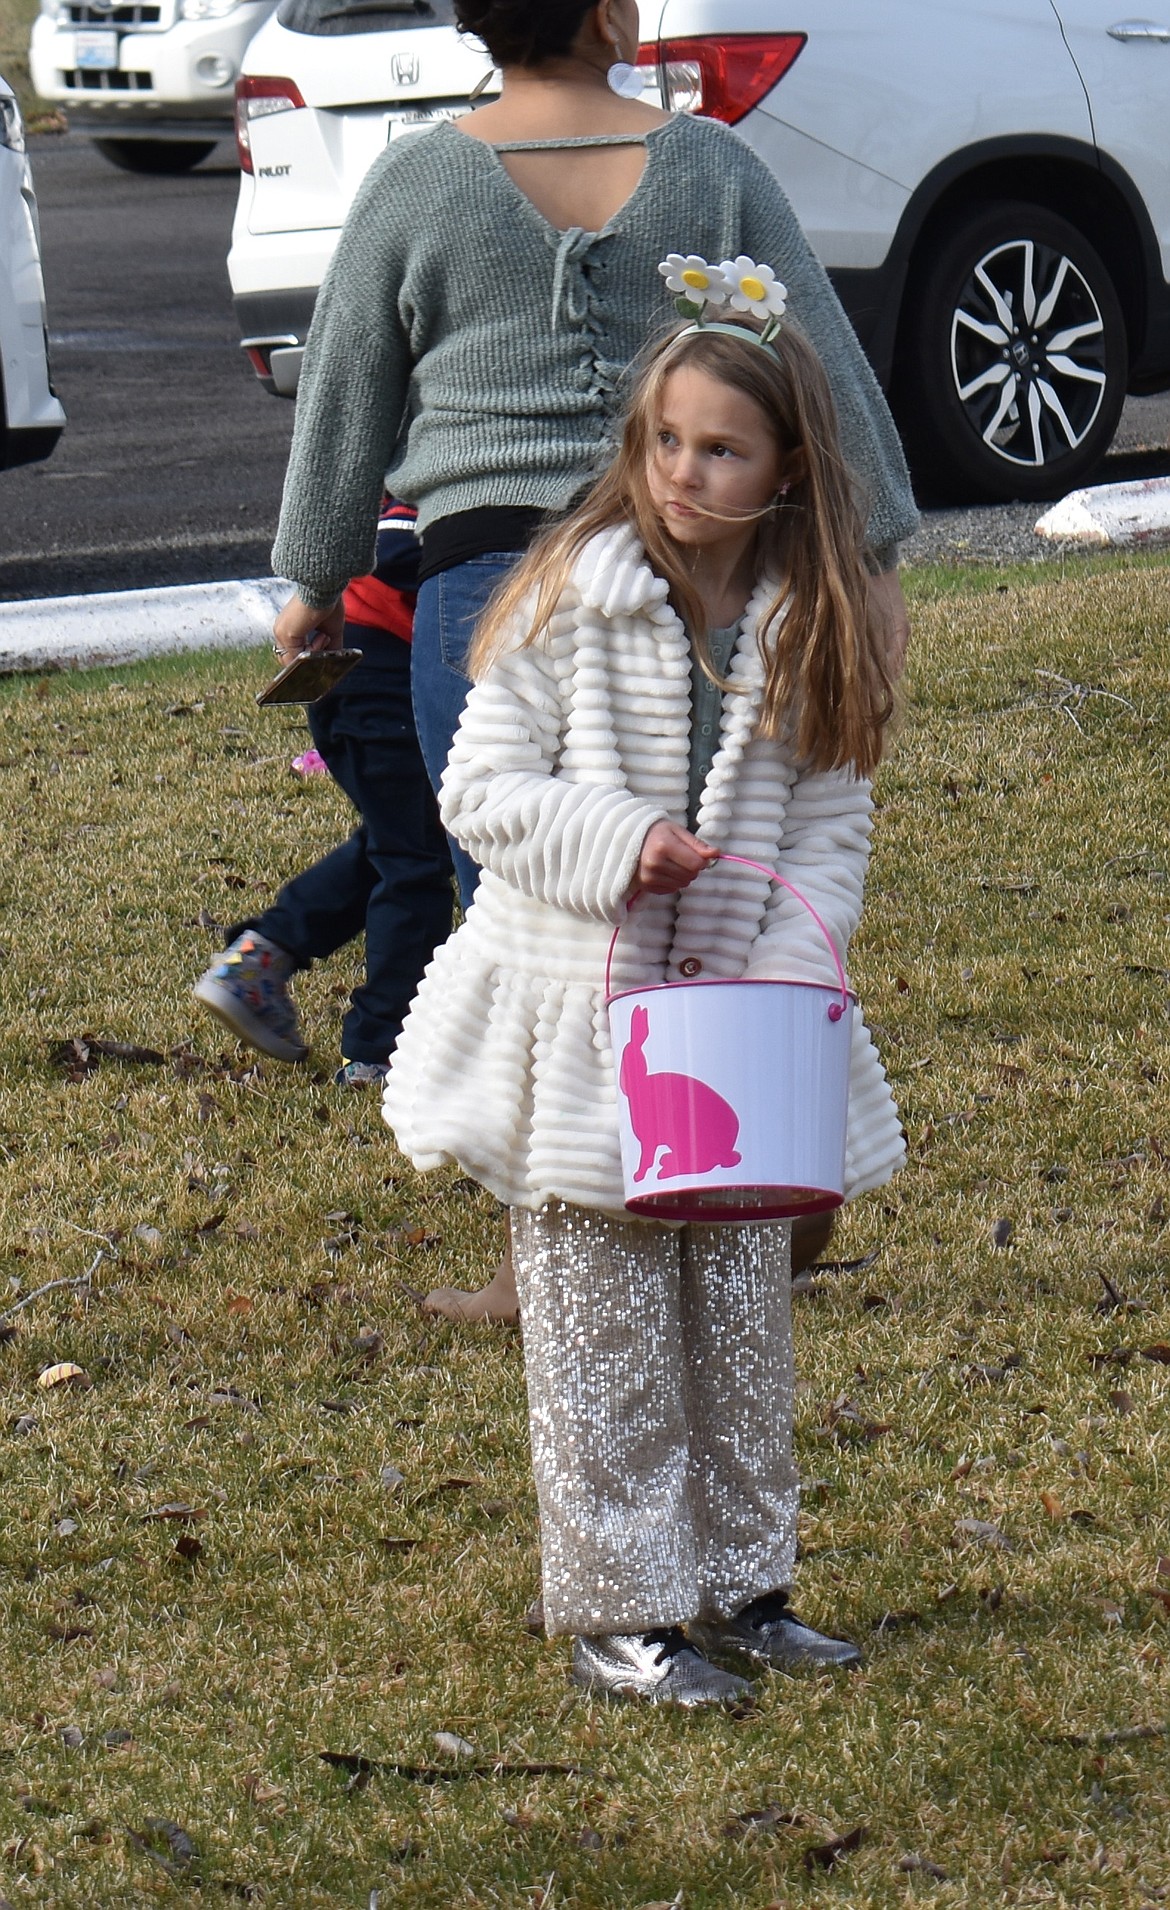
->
[412,552,521,910]
[237,623,453,1063]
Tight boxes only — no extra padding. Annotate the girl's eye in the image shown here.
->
[657,430,676,448]
[710,443,734,459]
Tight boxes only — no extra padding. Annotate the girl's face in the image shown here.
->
[647,364,787,556]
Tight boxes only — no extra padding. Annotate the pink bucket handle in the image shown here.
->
[604,852,850,1021]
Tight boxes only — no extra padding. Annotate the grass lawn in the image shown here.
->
[0,553,1167,1907]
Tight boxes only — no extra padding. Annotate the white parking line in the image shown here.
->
[0,577,292,675]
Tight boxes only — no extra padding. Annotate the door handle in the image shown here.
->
[1107,18,1170,38]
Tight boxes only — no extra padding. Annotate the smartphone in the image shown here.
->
[256,648,363,706]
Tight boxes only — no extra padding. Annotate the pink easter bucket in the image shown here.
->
[606,855,855,1223]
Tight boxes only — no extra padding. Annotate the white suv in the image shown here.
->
[1,74,65,469]
[30,0,277,173]
[228,1,1170,503]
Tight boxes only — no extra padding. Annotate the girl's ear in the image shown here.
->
[780,448,807,491]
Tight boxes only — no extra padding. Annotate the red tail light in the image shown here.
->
[637,34,806,126]
[235,74,306,174]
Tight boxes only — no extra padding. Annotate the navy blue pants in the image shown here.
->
[236,623,453,1064]
[412,552,522,911]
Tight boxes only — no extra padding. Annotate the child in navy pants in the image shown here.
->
[195,501,453,1084]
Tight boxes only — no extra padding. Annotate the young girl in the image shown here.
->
[382,259,906,1706]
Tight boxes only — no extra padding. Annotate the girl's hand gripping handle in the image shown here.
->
[630,821,719,897]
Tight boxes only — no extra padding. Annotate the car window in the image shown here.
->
[276,0,456,37]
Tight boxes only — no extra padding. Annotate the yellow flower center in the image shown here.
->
[739,275,767,302]
[681,269,710,291]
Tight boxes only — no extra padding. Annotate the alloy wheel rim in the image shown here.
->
[949,237,1107,468]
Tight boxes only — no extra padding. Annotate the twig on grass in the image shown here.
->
[3,1249,103,1318]
[1032,669,1135,734]
[1043,1720,1168,1749]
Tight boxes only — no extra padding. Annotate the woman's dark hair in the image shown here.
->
[454,0,595,67]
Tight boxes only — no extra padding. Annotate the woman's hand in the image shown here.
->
[869,567,910,678]
[273,593,347,663]
[631,821,719,896]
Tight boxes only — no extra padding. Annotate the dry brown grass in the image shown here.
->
[0,552,1167,1905]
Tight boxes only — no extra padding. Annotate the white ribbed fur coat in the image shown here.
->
[383,526,904,1213]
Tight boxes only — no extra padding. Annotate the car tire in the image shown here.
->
[894,201,1127,504]
[92,138,219,174]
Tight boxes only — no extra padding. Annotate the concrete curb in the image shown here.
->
[1035,475,1170,549]
[0,577,293,675]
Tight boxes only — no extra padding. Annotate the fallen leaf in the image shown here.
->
[954,1517,1013,1551]
[723,1803,805,1839]
[234,1219,260,1241]
[1041,1490,1066,1521]
[380,1466,405,1492]
[433,1732,475,1759]
[173,1535,203,1563]
[139,1503,204,1524]
[899,1854,950,1881]
[104,1727,133,1748]
[579,1827,604,1850]
[37,1363,92,1392]
[1109,1390,1136,1414]
[226,1293,254,1318]
[46,1623,94,1642]
[1157,1557,1170,1582]
[804,1825,866,1872]
[133,1225,164,1255]
[87,1038,166,1065]
[12,1415,38,1436]
[991,1218,1014,1249]
[1141,1343,1170,1364]
[321,1398,360,1415]
[352,1330,384,1362]
[125,1818,198,1880]
[872,1609,923,1634]
[60,1726,84,1749]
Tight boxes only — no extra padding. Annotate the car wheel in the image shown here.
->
[92,139,219,174]
[895,201,1127,504]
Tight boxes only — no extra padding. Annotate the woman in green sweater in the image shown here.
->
[271,0,918,1319]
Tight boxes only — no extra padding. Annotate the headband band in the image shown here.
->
[676,320,782,358]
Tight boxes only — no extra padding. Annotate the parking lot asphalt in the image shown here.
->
[4,131,1170,601]
[1,132,293,601]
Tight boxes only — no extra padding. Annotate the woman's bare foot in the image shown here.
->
[422,1240,519,1324]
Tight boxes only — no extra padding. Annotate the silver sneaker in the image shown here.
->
[689,1592,864,1672]
[571,1627,752,1707]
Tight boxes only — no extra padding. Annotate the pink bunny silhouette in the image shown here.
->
[619,1004,743,1183]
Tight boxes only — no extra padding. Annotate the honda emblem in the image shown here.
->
[391,52,420,87]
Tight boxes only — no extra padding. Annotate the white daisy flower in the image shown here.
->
[657,253,731,305]
[718,256,788,321]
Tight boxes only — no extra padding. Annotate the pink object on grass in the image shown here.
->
[292,749,329,777]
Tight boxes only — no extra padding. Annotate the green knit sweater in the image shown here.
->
[272,112,918,609]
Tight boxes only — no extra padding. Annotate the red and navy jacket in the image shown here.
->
[342,498,419,641]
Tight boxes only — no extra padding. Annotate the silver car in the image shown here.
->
[0,75,66,470]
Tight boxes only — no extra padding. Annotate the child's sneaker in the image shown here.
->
[334,1059,390,1089]
[193,931,308,1063]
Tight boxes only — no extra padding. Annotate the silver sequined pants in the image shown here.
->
[510,1202,798,1639]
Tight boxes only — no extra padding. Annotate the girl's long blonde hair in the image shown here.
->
[470,318,896,776]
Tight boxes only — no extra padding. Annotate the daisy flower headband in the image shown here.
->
[657,251,788,351]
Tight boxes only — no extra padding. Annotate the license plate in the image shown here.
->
[74,28,119,70]
[386,104,467,141]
